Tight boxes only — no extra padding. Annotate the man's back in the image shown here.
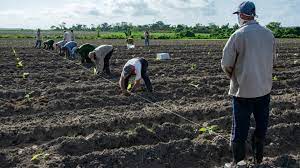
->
[222,20,276,98]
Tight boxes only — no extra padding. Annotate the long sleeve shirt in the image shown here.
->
[94,45,113,72]
[221,20,276,98]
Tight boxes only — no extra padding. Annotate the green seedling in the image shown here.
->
[272,76,278,81]
[31,153,44,162]
[16,61,23,68]
[199,125,218,134]
[25,91,34,101]
[189,83,199,88]
[12,48,17,56]
[31,152,49,163]
[191,64,197,71]
[93,68,97,75]
[127,83,133,90]
[22,72,29,79]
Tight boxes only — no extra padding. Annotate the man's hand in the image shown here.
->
[122,90,131,96]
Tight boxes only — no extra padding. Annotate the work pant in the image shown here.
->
[102,49,113,74]
[145,39,150,46]
[231,94,270,162]
[35,40,42,48]
[124,58,153,92]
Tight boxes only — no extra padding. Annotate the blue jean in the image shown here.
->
[144,39,149,46]
[35,40,42,48]
[231,94,270,143]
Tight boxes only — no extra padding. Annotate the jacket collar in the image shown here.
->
[241,20,258,27]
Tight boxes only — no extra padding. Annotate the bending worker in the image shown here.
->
[76,43,96,64]
[119,58,153,95]
[62,41,77,59]
[88,45,114,75]
[221,1,276,167]
[43,39,54,50]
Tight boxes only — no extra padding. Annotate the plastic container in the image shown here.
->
[156,53,170,60]
[127,44,135,49]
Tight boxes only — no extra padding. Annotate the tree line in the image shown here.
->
[49,21,300,39]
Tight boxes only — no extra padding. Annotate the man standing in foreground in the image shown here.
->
[221,1,276,167]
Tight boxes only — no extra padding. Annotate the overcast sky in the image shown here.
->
[0,0,299,29]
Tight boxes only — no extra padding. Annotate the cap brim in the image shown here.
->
[233,11,239,14]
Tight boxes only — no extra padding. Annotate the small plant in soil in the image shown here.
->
[189,82,199,88]
[199,125,218,135]
[272,76,278,81]
[22,72,30,79]
[16,60,23,68]
[93,68,97,75]
[24,91,34,101]
[191,64,197,70]
[31,150,49,163]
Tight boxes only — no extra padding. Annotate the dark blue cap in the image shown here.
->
[233,1,256,16]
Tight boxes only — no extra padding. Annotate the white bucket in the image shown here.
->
[156,53,170,60]
[127,44,135,49]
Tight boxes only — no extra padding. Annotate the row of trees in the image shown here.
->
[50,21,300,39]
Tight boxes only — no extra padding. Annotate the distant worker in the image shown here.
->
[63,30,72,43]
[35,29,42,49]
[119,58,153,96]
[88,45,114,75]
[70,29,75,41]
[76,43,96,64]
[221,1,276,167]
[62,41,77,59]
[144,31,150,46]
[43,39,54,50]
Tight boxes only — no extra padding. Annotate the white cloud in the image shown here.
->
[0,0,298,29]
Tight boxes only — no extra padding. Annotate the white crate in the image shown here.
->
[127,44,135,49]
[156,53,170,60]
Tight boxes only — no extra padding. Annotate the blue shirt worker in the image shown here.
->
[62,41,77,59]
[221,1,276,167]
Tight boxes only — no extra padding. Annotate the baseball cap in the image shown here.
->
[123,65,133,78]
[233,1,256,16]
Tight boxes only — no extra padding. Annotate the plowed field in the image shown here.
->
[0,39,299,168]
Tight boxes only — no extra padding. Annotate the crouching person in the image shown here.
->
[62,41,77,59]
[43,39,54,50]
[55,40,65,55]
[88,45,113,75]
[76,43,96,64]
[119,58,153,96]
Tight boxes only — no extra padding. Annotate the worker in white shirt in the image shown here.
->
[119,58,153,96]
[88,45,114,75]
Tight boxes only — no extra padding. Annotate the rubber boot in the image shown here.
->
[251,134,264,164]
[104,66,111,75]
[233,142,246,163]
